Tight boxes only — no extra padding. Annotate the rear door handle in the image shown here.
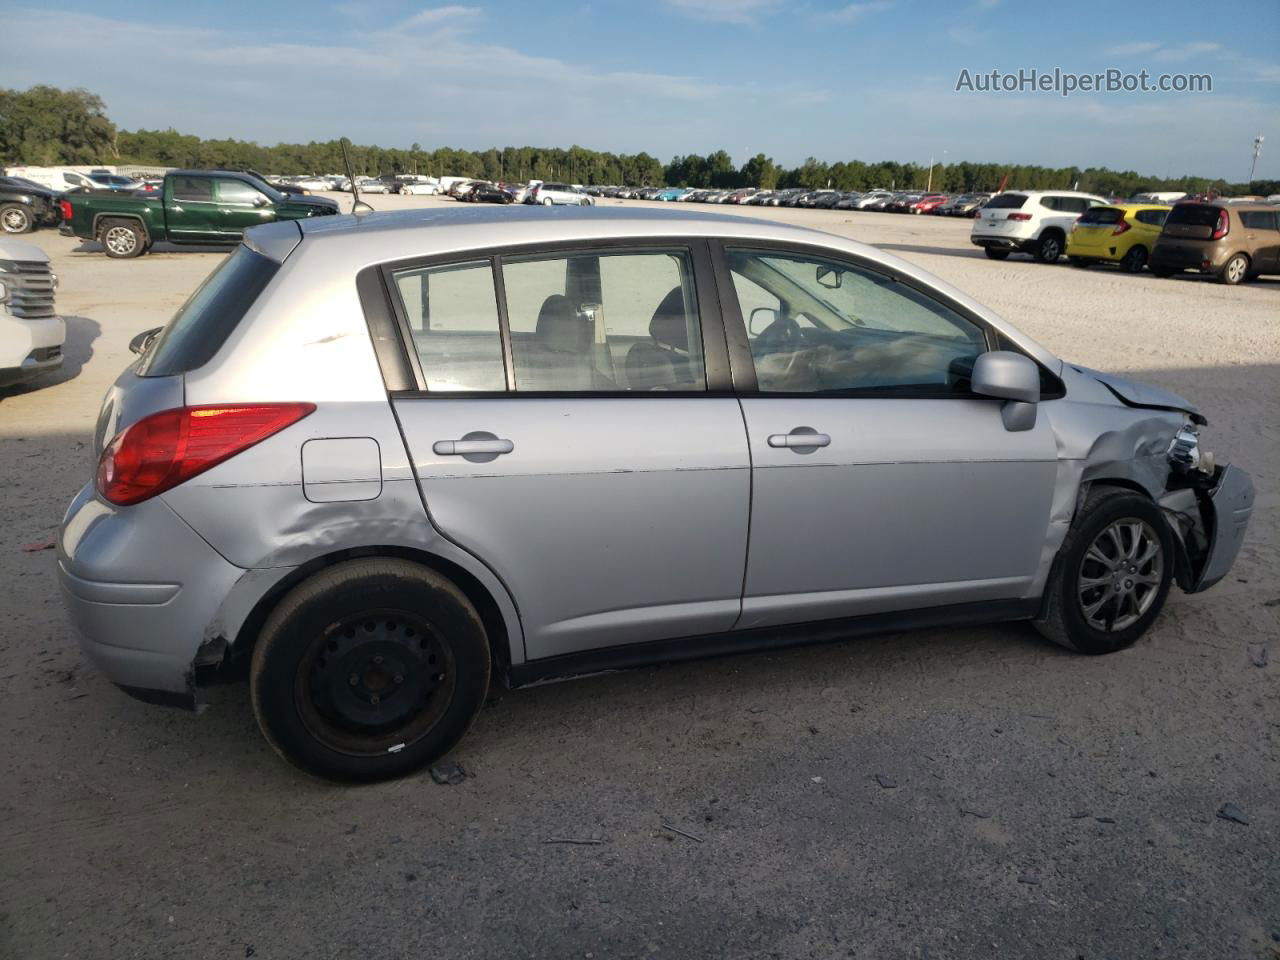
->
[433,438,514,456]
[767,430,831,449]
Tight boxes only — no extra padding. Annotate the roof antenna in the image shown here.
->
[342,138,374,216]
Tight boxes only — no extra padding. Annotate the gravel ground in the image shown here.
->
[1,196,1277,959]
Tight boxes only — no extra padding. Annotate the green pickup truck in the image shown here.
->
[59,169,340,258]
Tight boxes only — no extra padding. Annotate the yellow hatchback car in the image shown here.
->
[1067,203,1171,273]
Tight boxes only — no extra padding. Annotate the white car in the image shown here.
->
[293,177,335,192]
[0,237,64,388]
[970,190,1109,263]
[400,180,441,196]
[529,182,592,206]
[853,191,894,210]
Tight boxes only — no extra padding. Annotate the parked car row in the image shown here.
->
[586,185,998,216]
[971,190,1280,284]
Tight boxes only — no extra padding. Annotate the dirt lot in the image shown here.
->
[1,196,1277,959]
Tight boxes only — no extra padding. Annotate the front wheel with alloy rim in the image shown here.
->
[1035,232,1064,263]
[1,204,33,233]
[250,559,491,781]
[1035,486,1173,654]
[1218,253,1249,285]
[99,219,146,258]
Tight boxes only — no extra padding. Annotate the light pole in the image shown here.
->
[1248,134,1264,187]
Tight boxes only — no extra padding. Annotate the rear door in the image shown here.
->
[1239,210,1280,271]
[715,243,1058,630]
[384,241,750,661]
[165,174,223,242]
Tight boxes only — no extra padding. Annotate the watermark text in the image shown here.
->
[955,67,1212,97]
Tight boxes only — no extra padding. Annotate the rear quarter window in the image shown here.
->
[984,194,1027,210]
[1240,210,1279,230]
[139,245,279,377]
[1135,209,1170,226]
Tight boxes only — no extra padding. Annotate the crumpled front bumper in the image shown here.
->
[1160,464,1255,594]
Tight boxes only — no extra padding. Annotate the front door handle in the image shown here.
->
[767,428,831,449]
[433,438,514,456]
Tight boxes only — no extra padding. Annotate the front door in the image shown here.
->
[387,243,750,661]
[215,177,277,239]
[717,245,1059,630]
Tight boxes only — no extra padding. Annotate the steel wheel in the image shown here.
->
[1077,519,1164,632]
[294,609,457,756]
[104,225,138,256]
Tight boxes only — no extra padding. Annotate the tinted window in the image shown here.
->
[1166,204,1223,227]
[1135,209,1170,226]
[1079,207,1124,225]
[218,179,267,205]
[392,261,506,392]
[502,249,705,392]
[141,246,279,377]
[726,249,986,394]
[1240,210,1279,230]
[984,193,1027,210]
[171,176,214,202]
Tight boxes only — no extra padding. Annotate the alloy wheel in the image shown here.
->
[2,208,30,233]
[1077,519,1164,632]
[104,226,137,255]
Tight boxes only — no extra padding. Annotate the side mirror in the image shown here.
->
[749,307,779,336]
[129,326,163,355]
[253,195,270,207]
[816,265,842,289]
[971,351,1040,431]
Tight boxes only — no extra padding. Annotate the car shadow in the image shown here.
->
[0,314,100,400]
[71,240,232,257]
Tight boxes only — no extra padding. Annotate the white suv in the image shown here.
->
[0,237,63,388]
[971,191,1108,263]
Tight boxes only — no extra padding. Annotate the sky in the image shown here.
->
[3,0,1278,180]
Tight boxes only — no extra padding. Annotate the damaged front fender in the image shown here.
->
[1159,464,1255,594]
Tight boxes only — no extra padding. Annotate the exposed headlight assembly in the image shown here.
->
[1169,425,1215,476]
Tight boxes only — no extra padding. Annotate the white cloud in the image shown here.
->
[660,0,780,23]
[1104,41,1161,56]
[822,1,893,23]
[1104,40,1221,62]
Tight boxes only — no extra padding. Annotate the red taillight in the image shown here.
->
[1211,209,1229,240]
[1112,219,1131,236]
[59,199,73,221]
[1007,212,1032,221]
[97,403,315,506]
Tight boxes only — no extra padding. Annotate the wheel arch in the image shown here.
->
[221,545,516,686]
[94,212,151,244]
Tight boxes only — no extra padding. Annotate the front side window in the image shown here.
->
[171,176,214,202]
[502,249,706,392]
[392,260,506,391]
[218,179,267,205]
[726,248,986,394]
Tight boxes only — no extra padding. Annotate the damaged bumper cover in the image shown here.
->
[1160,463,1255,594]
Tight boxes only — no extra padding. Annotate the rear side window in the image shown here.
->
[1079,207,1124,225]
[984,193,1027,210]
[1240,210,1279,230]
[1166,205,1223,227]
[391,261,506,392]
[140,246,279,377]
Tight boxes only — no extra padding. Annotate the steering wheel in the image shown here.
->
[755,312,802,353]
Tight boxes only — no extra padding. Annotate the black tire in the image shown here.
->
[99,218,146,258]
[1035,486,1174,655]
[1034,231,1064,263]
[0,203,34,234]
[250,558,491,782]
[1218,253,1249,286]
[1069,256,1092,268]
[1119,245,1148,273]
[983,247,1010,260]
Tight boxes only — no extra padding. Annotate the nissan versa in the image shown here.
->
[57,207,1254,782]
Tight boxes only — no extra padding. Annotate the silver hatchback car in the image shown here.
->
[59,207,1254,781]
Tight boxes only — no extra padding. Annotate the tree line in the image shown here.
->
[2,85,1275,197]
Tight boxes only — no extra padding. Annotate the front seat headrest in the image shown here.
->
[535,294,587,353]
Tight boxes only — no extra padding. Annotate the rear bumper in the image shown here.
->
[57,484,247,702]
[1150,243,1226,272]
[970,235,1036,252]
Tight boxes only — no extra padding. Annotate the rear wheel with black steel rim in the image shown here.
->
[250,559,490,782]
[1036,487,1173,654]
